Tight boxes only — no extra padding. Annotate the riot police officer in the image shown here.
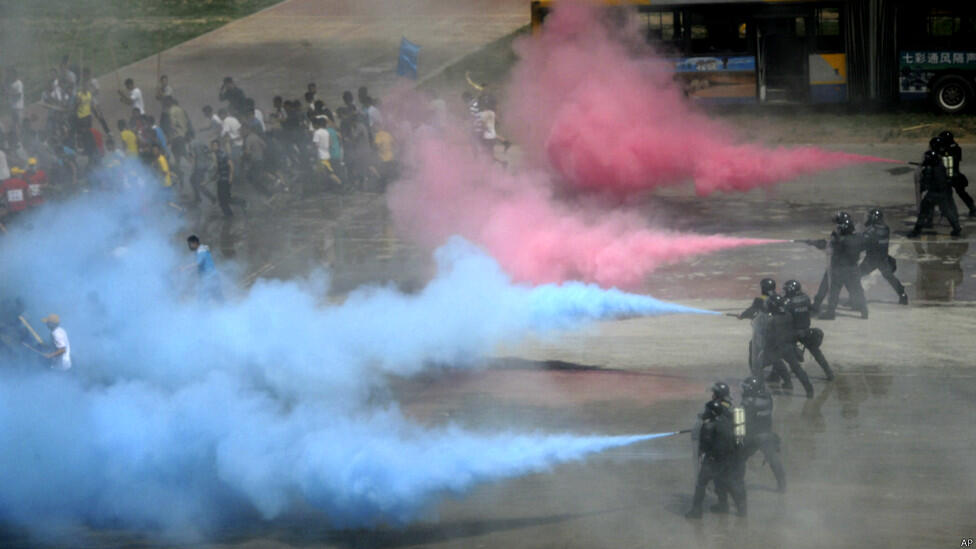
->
[710,381,732,409]
[686,400,746,519]
[783,279,833,380]
[739,279,778,373]
[738,278,777,319]
[938,130,976,218]
[740,376,786,493]
[766,295,815,397]
[811,211,851,312]
[859,209,908,305]
[910,150,962,237]
[820,219,868,320]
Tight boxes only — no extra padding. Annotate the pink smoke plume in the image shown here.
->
[506,2,894,196]
[389,133,776,288]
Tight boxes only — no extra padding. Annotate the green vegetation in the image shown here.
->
[719,108,976,144]
[1,0,281,99]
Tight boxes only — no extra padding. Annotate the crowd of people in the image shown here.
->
[0,57,447,222]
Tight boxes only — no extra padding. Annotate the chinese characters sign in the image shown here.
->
[900,51,976,68]
[899,51,976,96]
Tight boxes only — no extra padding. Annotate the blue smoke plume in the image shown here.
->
[0,166,703,539]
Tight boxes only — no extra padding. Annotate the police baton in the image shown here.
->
[725,313,740,319]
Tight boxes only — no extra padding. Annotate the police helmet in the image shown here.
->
[783,279,802,297]
[741,376,763,396]
[938,130,955,143]
[711,381,731,400]
[832,211,851,225]
[866,208,884,226]
[703,399,726,419]
[923,149,940,165]
[759,278,776,295]
[930,136,945,153]
[839,219,856,235]
[767,294,787,313]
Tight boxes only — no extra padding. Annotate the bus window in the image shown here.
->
[662,11,676,42]
[815,7,842,52]
[688,11,749,55]
[928,12,959,37]
[645,12,663,41]
[643,9,680,51]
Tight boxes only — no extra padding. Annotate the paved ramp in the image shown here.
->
[97,0,526,125]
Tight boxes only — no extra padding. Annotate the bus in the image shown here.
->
[530,1,976,113]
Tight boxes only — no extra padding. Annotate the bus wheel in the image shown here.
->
[932,75,973,114]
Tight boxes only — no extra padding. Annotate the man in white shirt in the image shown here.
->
[0,148,10,181]
[311,116,341,186]
[42,314,71,371]
[312,116,331,163]
[364,98,383,130]
[119,78,145,114]
[219,108,243,161]
[9,69,24,126]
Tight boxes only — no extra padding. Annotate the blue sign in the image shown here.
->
[397,37,420,79]
[673,56,756,73]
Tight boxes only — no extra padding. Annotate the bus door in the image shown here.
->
[757,16,809,102]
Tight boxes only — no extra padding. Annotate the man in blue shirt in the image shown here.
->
[187,234,223,303]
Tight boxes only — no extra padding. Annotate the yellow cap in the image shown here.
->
[41,314,60,324]
[27,157,37,166]
[10,167,25,175]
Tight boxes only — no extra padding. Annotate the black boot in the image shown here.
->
[685,507,703,519]
[899,293,908,305]
[794,368,814,398]
[710,502,729,514]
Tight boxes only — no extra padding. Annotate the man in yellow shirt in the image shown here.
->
[374,128,395,163]
[75,81,96,157]
[118,120,138,156]
[372,124,397,188]
[152,144,172,187]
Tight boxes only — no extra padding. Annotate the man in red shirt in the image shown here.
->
[25,158,46,207]
[2,167,30,216]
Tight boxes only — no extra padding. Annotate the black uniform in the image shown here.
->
[785,292,833,380]
[812,231,837,313]
[689,409,746,517]
[859,222,906,300]
[743,294,774,373]
[741,390,786,492]
[945,142,976,216]
[912,161,961,236]
[766,310,815,397]
[822,230,868,319]
[740,295,772,320]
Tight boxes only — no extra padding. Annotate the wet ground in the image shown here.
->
[103,141,975,549]
[9,1,976,546]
